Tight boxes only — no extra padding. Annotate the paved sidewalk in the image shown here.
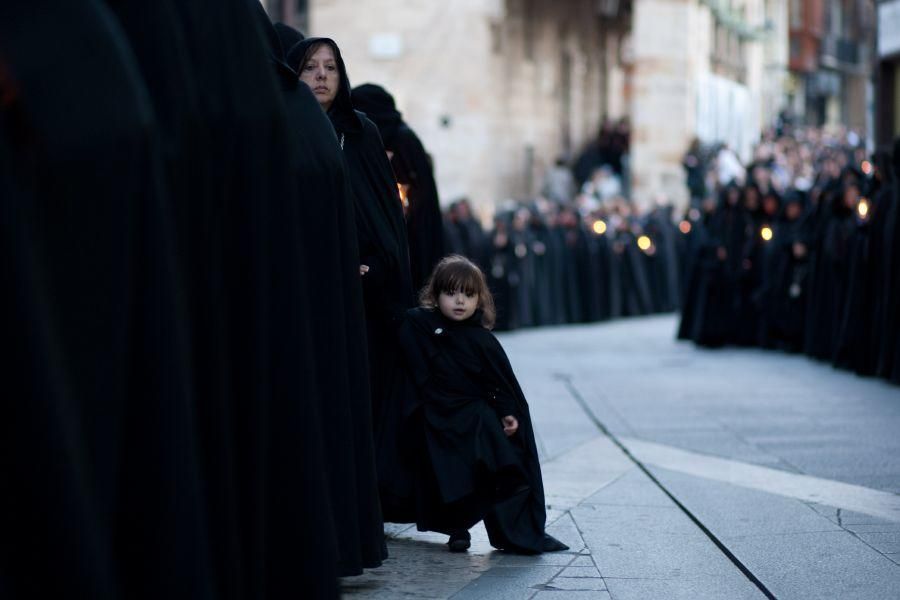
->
[343,315,900,599]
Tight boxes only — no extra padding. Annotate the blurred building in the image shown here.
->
[875,0,900,146]
[268,0,633,218]
[264,0,874,214]
[787,0,875,130]
[631,0,779,208]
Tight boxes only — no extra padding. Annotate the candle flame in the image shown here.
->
[858,198,869,219]
[761,226,773,242]
[397,183,409,208]
[593,220,607,235]
[679,220,692,234]
[861,161,873,176]
[637,235,652,251]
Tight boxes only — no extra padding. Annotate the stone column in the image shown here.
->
[630,0,694,211]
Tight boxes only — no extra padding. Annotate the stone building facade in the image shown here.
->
[875,0,899,147]
[787,0,875,131]
[630,0,776,207]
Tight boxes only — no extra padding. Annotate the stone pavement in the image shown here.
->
[343,315,900,599]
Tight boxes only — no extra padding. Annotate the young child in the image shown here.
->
[397,255,568,554]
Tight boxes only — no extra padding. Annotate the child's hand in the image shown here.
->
[502,415,518,437]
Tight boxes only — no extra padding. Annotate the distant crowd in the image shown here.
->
[443,123,900,386]
[678,128,900,386]
[443,117,685,332]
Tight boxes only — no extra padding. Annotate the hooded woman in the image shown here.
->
[251,7,387,579]
[285,38,417,520]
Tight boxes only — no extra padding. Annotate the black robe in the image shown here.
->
[877,173,900,382]
[758,203,812,352]
[806,196,855,361]
[688,197,749,346]
[254,10,386,577]
[353,83,447,293]
[166,3,350,596]
[1,2,208,597]
[397,308,557,554]
[287,38,417,516]
[676,208,712,340]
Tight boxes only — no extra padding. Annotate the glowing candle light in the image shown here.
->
[593,220,607,235]
[858,198,870,219]
[760,225,773,242]
[397,183,409,209]
[679,220,692,234]
[861,161,873,176]
[637,235,652,251]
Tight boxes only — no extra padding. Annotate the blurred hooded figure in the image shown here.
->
[685,183,749,346]
[273,21,304,55]
[805,173,860,360]
[3,0,349,597]
[252,6,386,579]
[758,190,812,351]
[1,2,202,597]
[353,83,446,293]
[876,140,900,382]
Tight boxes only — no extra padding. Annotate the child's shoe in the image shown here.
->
[447,530,471,552]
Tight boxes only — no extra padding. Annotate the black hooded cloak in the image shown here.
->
[1,1,208,597]
[253,7,387,577]
[353,83,447,293]
[687,185,750,346]
[757,191,812,351]
[114,0,341,596]
[398,308,566,554]
[286,37,417,516]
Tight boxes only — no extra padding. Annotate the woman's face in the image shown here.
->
[299,44,339,111]
[438,290,478,321]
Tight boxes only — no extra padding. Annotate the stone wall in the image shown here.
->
[630,0,770,210]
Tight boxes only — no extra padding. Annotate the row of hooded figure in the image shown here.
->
[1,2,446,598]
[443,198,687,331]
[678,139,900,386]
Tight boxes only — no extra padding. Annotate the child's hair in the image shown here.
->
[419,255,496,329]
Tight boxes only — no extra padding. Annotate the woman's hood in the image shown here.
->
[352,83,403,147]
[274,22,304,56]
[249,0,297,90]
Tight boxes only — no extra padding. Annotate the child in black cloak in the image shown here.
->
[398,255,569,554]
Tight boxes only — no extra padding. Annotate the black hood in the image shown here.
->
[286,37,362,133]
[274,22,305,56]
[352,83,403,147]
[249,0,298,90]
[779,189,808,219]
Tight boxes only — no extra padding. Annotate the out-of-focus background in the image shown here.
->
[265,0,897,217]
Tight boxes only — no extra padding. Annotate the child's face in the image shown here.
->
[438,289,478,322]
